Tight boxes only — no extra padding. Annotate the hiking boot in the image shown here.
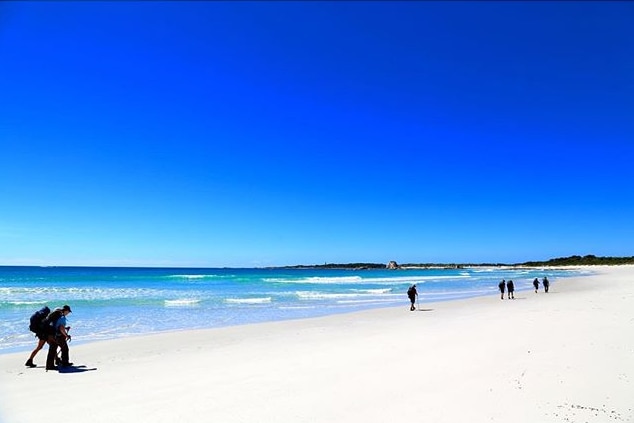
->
[60,362,74,367]
[46,366,58,371]
[25,359,36,368]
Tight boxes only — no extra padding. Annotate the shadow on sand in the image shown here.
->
[58,365,98,373]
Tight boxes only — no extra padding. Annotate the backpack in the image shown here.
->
[29,306,51,334]
[40,308,64,336]
[407,286,415,298]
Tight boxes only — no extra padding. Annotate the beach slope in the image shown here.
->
[1,266,633,423]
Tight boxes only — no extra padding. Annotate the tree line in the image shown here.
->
[276,255,634,269]
[519,255,634,266]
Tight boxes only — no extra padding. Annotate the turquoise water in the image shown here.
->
[0,266,588,353]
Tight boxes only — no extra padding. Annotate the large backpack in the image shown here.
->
[40,308,64,336]
[29,306,51,334]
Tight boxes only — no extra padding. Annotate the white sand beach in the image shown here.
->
[1,266,633,423]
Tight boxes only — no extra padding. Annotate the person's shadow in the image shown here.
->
[58,365,97,373]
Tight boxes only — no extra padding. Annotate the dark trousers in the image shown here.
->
[46,335,58,369]
[57,335,69,364]
[46,334,70,368]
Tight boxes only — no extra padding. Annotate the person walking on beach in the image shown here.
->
[55,305,73,367]
[506,280,515,299]
[45,305,73,371]
[543,277,550,293]
[498,279,506,300]
[533,278,540,293]
[407,284,418,311]
[25,306,50,368]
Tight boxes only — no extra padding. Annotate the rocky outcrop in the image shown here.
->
[386,261,399,270]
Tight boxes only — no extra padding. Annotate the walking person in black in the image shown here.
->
[533,278,540,293]
[45,305,72,371]
[498,279,506,300]
[25,306,50,368]
[506,280,515,299]
[407,284,418,311]
[543,277,550,293]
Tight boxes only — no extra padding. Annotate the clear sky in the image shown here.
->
[1,1,633,267]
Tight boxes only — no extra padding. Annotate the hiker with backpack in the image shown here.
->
[25,306,51,368]
[498,280,506,300]
[506,280,515,300]
[45,305,73,371]
[407,284,418,311]
[533,278,540,293]
[543,276,550,293]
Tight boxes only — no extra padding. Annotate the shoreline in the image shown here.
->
[1,266,581,355]
[1,265,632,422]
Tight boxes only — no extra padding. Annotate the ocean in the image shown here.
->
[0,266,589,354]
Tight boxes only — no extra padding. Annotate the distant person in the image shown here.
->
[407,284,418,311]
[506,280,515,299]
[45,305,73,371]
[498,279,506,300]
[543,277,550,293]
[533,278,540,293]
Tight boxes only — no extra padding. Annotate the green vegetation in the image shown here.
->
[276,255,634,269]
[520,255,634,266]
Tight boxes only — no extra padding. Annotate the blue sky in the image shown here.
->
[1,1,633,267]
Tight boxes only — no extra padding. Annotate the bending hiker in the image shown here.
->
[543,277,550,293]
[533,278,540,293]
[506,280,515,299]
[55,305,73,367]
[407,284,418,311]
[498,279,506,300]
[45,305,73,371]
[25,305,50,368]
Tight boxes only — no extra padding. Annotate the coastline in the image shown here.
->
[1,266,578,354]
[1,265,632,422]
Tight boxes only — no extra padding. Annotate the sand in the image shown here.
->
[1,266,633,423]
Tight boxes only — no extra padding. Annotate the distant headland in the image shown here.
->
[273,255,634,270]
